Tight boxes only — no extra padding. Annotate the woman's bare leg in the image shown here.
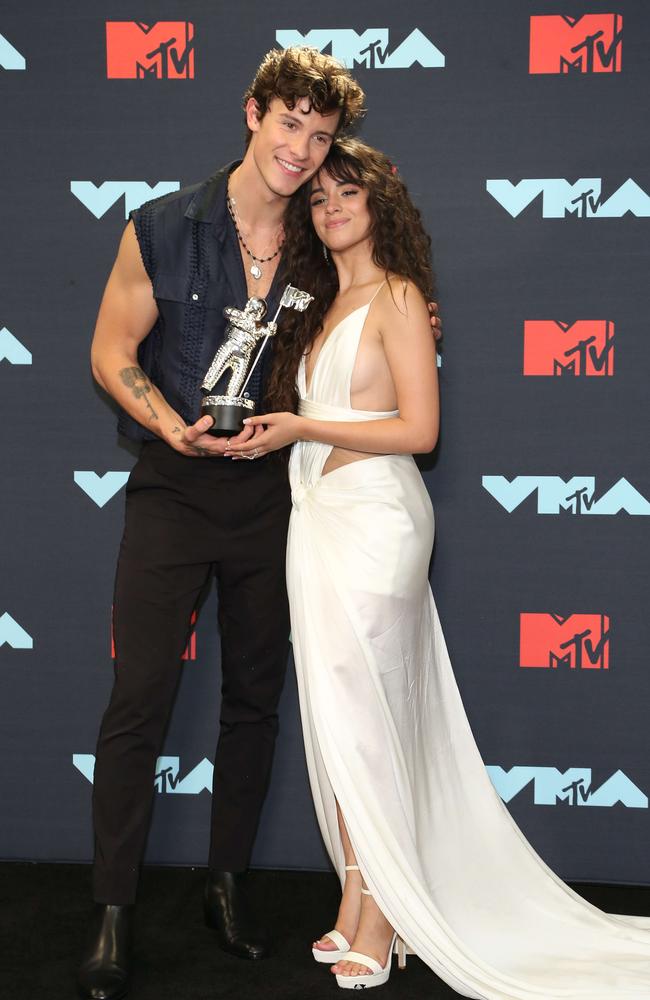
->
[329,809,395,978]
[312,802,362,952]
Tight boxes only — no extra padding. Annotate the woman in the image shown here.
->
[226,139,650,996]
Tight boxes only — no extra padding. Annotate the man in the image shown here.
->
[77,46,365,1000]
[78,45,439,1000]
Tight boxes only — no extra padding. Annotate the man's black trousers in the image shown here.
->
[92,441,291,904]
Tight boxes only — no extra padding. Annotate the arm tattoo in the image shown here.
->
[119,366,158,423]
[171,425,182,436]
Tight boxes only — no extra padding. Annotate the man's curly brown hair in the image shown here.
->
[265,137,436,415]
[243,47,365,143]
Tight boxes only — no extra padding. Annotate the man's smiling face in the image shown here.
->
[246,96,340,198]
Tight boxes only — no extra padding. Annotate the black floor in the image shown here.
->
[4,862,650,1000]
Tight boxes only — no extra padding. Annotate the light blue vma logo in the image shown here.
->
[275,29,444,69]
[0,33,26,70]
[0,328,31,364]
[70,181,180,219]
[73,754,213,794]
[487,766,648,808]
[482,477,650,516]
[486,178,650,218]
[74,471,129,508]
[0,613,33,649]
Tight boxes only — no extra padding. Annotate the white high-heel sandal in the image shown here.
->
[312,865,359,964]
[334,888,407,990]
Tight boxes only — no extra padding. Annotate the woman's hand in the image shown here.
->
[428,301,442,341]
[224,412,303,459]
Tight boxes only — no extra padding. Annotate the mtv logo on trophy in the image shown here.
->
[200,284,313,436]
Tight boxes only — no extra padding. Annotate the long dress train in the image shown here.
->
[286,298,650,999]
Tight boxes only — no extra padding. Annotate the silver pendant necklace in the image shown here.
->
[227,188,284,281]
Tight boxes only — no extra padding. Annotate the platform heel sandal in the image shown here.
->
[394,935,408,970]
[311,865,359,964]
[335,888,407,990]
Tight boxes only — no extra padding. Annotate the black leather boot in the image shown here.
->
[76,904,132,1000]
[204,870,268,960]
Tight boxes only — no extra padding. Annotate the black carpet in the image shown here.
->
[3,862,650,1000]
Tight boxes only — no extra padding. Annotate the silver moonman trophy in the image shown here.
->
[200,284,314,436]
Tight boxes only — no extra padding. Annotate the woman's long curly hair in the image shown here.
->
[265,137,436,414]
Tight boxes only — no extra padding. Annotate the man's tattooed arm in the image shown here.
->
[119,366,159,423]
[114,382,216,457]
[170,422,208,456]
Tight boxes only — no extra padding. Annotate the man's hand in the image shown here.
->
[169,416,263,457]
[428,301,442,342]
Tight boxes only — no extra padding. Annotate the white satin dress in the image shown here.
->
[286,296,650,999]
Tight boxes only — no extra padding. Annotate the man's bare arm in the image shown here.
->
[90,222,256,456]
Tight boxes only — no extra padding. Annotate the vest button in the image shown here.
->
[192,293,199,301]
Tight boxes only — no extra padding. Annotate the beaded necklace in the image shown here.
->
[226,187,284,281]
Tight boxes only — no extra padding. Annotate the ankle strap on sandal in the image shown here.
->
[344,864,360,871]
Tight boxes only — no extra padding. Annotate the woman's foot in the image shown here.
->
[331,889,395,977]
[313,867,362,955]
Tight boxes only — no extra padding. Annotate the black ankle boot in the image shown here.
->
[76,904,132,1000]
[204,870,268,960]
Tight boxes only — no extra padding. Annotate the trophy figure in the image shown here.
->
[200,285,313,436]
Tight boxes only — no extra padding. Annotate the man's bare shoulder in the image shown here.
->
[112,221,151,286]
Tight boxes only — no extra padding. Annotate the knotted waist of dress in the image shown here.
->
[291,399,400,509]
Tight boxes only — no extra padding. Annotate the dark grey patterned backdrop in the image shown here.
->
[1,1,649,883]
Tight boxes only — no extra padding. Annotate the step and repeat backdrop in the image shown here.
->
[1,2,649,883]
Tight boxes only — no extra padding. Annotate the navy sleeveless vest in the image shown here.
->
[119,162,282,442]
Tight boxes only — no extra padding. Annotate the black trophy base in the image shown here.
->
[201,395,255,437]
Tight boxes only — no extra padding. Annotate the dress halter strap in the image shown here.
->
[367,278,388,306]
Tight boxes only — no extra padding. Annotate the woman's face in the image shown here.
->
[309,169,372,254]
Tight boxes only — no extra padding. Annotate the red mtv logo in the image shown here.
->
[111,609,197,660]
[520,614,610,669]
[106,22,195,79]
[523,321,615,376]
[529,15,622,74]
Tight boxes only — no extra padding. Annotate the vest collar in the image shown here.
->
[183,161,241,227]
